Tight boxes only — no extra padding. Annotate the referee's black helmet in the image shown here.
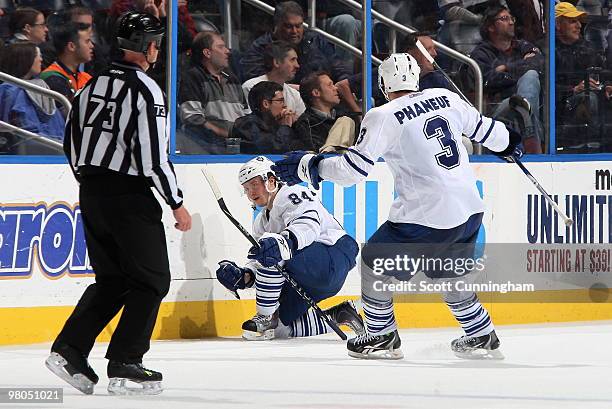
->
[116,11,164,53]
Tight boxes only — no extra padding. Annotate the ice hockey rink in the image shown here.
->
[1,321,611,409]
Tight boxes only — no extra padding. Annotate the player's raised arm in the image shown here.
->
[452,92,523,162]
[273,54,412,189]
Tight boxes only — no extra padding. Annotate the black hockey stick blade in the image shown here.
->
[201,168,347,340]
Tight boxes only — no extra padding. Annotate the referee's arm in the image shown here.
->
[135,89,184,210]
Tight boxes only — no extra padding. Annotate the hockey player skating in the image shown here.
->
[216,156,365,340]
[273,54,523,359]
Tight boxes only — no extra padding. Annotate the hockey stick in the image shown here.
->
[201,168,348,340]
[416,40,473,106]
[510,158,574,227]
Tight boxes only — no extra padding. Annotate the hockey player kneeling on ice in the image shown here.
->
[216,156,365,340]
[273,54,522,360]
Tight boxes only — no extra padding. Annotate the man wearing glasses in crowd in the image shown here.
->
[470,4,544,153]
[231,81,299,154]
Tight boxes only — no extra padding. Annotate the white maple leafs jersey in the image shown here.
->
[252,184,346,249]
[319,88,510,229]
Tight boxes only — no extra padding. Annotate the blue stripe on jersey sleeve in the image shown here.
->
[303,209,319,216]
[290,215,321,225]
[347,148,374,165]
[469,115,483,140]
[480,120,496,144]
[343,154,369,177]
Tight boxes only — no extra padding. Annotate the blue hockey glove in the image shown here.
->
[495,126,524,163]
[272,151,325,189]
[216,260,253,299]
[247,232,296,267]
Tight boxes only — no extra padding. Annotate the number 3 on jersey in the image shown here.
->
[424,115,460,170]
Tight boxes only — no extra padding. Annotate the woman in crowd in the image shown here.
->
[8,7,48,44]
[0,42,65,153]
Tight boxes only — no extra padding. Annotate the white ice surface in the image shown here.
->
[2,322,612,409]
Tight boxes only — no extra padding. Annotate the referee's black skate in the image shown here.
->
[451,330,504,360]
[45,342,99,395]
[107,361,163,395]
[347,329,403,359]
[325,300,366,335]
[242,313,278,340]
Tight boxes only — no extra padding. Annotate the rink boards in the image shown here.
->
[0,160,611,344]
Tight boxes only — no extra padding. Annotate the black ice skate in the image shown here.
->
[347,330,403,360]
[242,313,278,340]
[325,300,366,335]
[107,361,163,395]
[451,330,504,360]
[45,342,99,395]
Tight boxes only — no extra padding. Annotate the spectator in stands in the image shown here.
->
[179,31,248,154]
[242,41,306,117]
[293,71,358,152]
[0,42,65,151]
[278,0,360,61]
[402,32,453,91]
[555,2,611,134]
[39,6,111,77]
[40,22,93,111]
[471,4,544,152]
[241,1,351,84]
[506,0,545,45]
[8,7,48,44]
[472,5,544,111]
[232,81,298,154]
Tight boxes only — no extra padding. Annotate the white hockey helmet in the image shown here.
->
[238,156,276,185]
[378,53,421,101]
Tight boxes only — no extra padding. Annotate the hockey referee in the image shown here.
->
[45,11,191,396]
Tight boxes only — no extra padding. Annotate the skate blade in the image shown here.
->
[348,348,404,360]
[108,378,163,395]
[453,348,505,360]
[45,353,95,395]
[242,329,275,341]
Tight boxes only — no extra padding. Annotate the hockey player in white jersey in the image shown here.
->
[215,156,365,340]
[273,54,523,359]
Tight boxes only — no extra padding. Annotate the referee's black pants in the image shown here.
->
[53,170,171,364]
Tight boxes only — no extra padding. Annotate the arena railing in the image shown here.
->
[0,71,68,155]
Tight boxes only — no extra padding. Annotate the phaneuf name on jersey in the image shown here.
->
[393,95,452,125]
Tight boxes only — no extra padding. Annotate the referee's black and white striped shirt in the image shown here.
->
[64,61,183,209]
